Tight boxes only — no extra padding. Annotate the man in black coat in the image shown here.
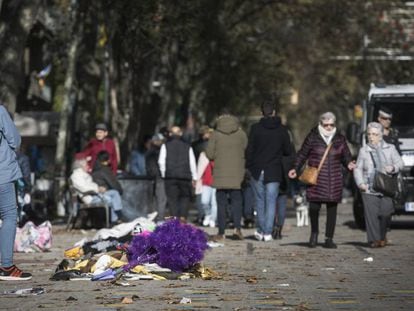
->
[245,101,293,242]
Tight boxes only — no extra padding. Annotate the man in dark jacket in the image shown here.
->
[146,133,167,222]
[92,151,123,195]
[158,126,197,221]
[245,101,293,242]
[377,107,401,154]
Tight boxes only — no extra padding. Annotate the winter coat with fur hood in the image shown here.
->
[205,114,248,189]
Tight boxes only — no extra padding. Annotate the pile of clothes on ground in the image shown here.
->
[50,217,219,281]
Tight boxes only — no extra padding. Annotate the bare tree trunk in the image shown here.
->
[54,1,81,215]
[0,0,41,113]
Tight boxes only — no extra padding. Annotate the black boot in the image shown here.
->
[272,226,283,240]
[309,233,318,248]
[323,238,337,249]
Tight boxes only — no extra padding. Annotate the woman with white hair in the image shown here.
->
[354,122,403,248]
[70,158,123,225]
[288,112,355,248]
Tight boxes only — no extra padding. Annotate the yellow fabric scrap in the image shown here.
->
[130,265,166,280]
[73,259,90,271]
[90,256,127,273]
[64,246,83,259]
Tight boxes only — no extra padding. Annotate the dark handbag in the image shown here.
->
[298,143,332,186]
[369,152,398,197]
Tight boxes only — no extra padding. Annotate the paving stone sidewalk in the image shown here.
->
[0,201,413,310]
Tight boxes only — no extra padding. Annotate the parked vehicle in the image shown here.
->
[347,83,414,228]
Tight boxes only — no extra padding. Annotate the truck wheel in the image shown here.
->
[353,191,366,229]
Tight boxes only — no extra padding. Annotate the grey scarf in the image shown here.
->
[368,142,385,192]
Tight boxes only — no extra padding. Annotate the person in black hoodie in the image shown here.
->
[92,151,123,195]
[245,100,293,242]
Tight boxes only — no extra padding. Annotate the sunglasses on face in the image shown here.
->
[380,116,392,121]
[322,123,335,128]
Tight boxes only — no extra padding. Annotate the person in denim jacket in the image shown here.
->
[354,122,404,248]
[0,104,32,280]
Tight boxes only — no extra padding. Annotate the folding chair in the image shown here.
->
[66,180,111,230]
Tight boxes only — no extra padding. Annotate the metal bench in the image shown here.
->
[66,180,111,230]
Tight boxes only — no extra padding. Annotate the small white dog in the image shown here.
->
[294,193,309,227]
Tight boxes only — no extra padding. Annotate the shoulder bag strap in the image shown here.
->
[368,151,377,170]
[317,143,333,173]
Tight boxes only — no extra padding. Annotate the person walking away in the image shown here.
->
[78,123,119,174]
[288,112,355,248]
[129,135,152,176]
[205,110,248,241]
[242,171,255,229]
[158,126,197,221]
[146,133,167,222]
[354,122,403,248]
[71,158,123,225]
[0,104,32,280]
[192,125,213,224]
[92,151,123,195]
[196,151,217,227]
[273,130,296,239]
[246,101,293,242]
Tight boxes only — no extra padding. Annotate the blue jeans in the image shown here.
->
[0,182,18,267]
[251,172,280,235]
[91,189,123,222]
[201,185,217,223]
[275,193,287,228]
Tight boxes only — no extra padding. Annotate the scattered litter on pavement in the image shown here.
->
[262,269,267,272]
[3,288,45,295]
[246,277,258,284]
[363,257,373,262]
[121,297,134,304]
[123,273,154,281]
[321,267,335,271]
[180,297,192,304]
[277,283,290,287]
[65,296,78,301]
[207,241,224,248]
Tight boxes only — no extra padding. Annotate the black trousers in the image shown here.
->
[165,179,192,218]
[309,202,337,239]
[216,189,243,235]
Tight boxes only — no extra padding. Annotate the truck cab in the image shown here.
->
[348,84,414,228]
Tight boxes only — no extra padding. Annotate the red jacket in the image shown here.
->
[79,138,118,174]
[202,161,214,186]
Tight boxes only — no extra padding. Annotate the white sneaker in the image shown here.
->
[263,234,273,242]
[254,231,263,241]
[202,215,210,227]
[209,220,216,228]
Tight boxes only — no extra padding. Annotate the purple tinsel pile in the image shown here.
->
[126,219,209,272]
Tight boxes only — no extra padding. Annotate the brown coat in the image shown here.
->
[205,115,248,189]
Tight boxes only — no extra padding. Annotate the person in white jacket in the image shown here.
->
[195,151,217,227]
[70,158,123,224]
